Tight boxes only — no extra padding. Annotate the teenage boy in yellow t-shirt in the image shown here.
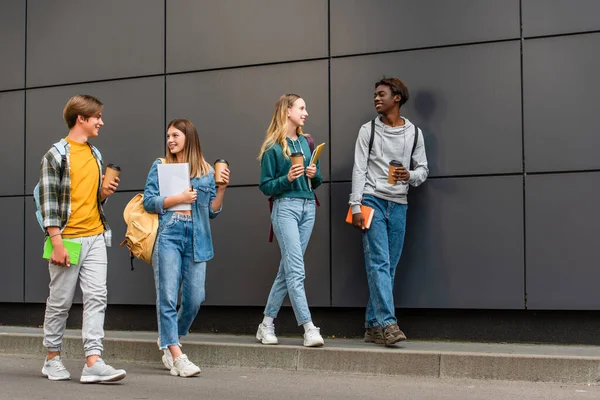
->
[38,94,126,383]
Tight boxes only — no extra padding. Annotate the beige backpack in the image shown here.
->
[120,159,164,269]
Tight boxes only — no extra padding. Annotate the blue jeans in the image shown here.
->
[264,198,316,325]
[153,213,206,349]
[362,194,407,329]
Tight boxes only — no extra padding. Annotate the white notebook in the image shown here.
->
[157,163,192,211]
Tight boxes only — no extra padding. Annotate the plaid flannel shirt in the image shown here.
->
[38,139,112,246]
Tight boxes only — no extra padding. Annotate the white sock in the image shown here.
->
[262,316,274,326]
[303,321,316,332]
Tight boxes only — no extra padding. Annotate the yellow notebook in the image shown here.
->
[309,143,325,164]
[43,237,82,265]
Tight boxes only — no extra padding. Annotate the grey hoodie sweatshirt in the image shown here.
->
[349,116,428,213]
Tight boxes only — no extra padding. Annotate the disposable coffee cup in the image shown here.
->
[388,160,403,184]
[290,152,304,166]
[214,159,229,185]
[103,164,121,189]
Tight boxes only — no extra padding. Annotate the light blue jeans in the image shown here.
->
[153,213,206,349]
[362,194,408,329]
[264,198,316,326]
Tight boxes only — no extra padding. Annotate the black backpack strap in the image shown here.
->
[58,154,66,183]
[410,125,420,168]
[368,119,375,161]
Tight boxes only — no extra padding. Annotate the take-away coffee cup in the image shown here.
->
[103,164,121,189]
[291,152,304,166]
[388,160,403,184]
[214,159,229,185]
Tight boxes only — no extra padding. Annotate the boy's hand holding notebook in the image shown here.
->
[43,237,82,265]
[346,205,374,230]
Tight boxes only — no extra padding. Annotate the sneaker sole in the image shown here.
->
[41,367,71,381]
[364,336,385,345]
[384,335,407,346]
[256,333,278,345]
[80,371,127,383]
[303,340,325,347]
[170,368,201,377]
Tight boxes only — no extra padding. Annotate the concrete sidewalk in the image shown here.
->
[1,326,600,384]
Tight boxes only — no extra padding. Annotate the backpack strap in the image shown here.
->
[410,125,420,169]
[368,119,376,161]
[368,119,421,169]
[52,141,68,185]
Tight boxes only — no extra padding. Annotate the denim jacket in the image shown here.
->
[143,159,221,262]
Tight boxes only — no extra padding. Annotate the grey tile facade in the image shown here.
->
[1,1,597,310]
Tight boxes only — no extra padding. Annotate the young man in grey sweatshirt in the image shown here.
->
[349,77,429,346]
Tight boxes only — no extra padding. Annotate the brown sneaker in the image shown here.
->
[382,323,407,346]
[364,326,384,344]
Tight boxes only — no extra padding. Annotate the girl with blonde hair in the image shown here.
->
[256,94,324,347]
[144,119,230,376]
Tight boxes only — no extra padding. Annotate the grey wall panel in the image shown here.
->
[24,192,153,304]
[330,0,520,56]
[207,185,330,307]
[332,177,524,309]
[167,61,329,185]
[26,77,164,194]
[526,173,600,310]
[522,0,600,37]
[0,91,25,196]
[27,0,164,87]
[524,34,600,173]
[331,42,522,181]
[0,0,25,90]
[0,198,24,302]
[25,197,52,303]
[167,0,328,72]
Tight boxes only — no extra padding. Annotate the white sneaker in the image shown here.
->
[170,354,201,377]
[256,323,278,345]
[303,327,325,347]
[157,338,175,370]
[41,356,71,381]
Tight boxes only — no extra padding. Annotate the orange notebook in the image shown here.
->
[346,205,374,229]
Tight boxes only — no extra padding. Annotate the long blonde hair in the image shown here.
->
[258,94,307,161]
[165,119,211,178]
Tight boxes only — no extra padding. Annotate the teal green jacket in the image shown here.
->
[259,135,323,199]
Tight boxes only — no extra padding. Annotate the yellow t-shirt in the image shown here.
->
[62,138,105,238]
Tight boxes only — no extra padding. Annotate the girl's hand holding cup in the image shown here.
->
[287,164,304,182]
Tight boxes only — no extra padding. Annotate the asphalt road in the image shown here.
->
[1,354,599,400]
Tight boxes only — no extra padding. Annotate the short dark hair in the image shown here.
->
[375,77,409,107]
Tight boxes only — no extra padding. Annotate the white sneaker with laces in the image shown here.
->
[170,354,201,377]
[256,323,278,345]
[41,356,71,381]
[303,327,325,347]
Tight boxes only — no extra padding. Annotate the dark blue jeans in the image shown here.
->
[362,194,407,329]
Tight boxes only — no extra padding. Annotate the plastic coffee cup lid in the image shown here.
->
[389,160,403,167]
[107,164,121,171]
[214,159,229,165]
[291,152,303,157]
